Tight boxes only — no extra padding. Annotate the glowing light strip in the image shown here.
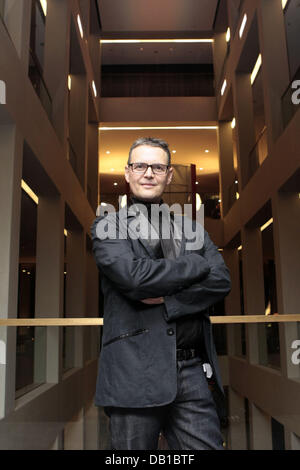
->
[226,28,231,43]
[92,80,97,97]
[68,75,72,91]
[40,0,47,16]
[77,14,83,38]
[100,39,213,44]
[239,14,247,39]
[21,180,38,205]
[260,218,273,232]
[282,0,289,9]
[99,126,218,131]
[221,79,227,96]
[251,54,262,85]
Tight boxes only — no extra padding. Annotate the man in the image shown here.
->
[91,137,231,450]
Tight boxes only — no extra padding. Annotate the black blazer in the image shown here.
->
[91,207,231,420]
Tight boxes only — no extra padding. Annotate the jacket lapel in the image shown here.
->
[123,204,187,259]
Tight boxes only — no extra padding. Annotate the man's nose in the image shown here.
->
[144,166,154,177]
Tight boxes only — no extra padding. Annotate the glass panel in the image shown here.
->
[16,188,46,393]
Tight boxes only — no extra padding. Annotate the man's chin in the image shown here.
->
[134,191,161,203]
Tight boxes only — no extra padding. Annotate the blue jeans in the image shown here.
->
[107,356,224,450]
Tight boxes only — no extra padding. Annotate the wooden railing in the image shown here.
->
[0,315,299,326]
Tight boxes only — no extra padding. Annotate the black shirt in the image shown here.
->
[129,196,204,350]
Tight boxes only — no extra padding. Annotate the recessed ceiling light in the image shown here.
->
[239,14,247,39]
[199,168,204,171]
[77,14,84,38]
[205,149,209,153]
[250,54,262,85]
[260,218,273,232]
[92,80,97,97]
[113,182,118,186]
[226,27,231,43]
[40,0,47,16]
[21,180,38,205]
[100,39,214,44]
[99,126,218,131]
[221,79,227,96]
[106,151,110,154]
[172,150,176,154]
[195,182,199,185]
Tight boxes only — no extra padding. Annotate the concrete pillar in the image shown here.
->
[213,32,228,89]
[1,0,28,60]
[0,125,23,417]
[241,227,267,365]
[65,227,86,369]
[87,122,99,213]
[257,0,290,146]
[232,73,256,189]
[84,241,99,363]
[228,388,247,450]
[272,191,300,379]
[84,399,99,450]
[223,248,242,356]
[218,121,236,216]
[64,408,84,450]
[249,403,272,450]
[34,195,65,383]
[285,431,300,450]
[43,0,69,144]
[69,74,88,190]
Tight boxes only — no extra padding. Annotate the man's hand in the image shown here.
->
[141,297,165,304]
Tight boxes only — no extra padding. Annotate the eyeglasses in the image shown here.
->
[128,162,169,175]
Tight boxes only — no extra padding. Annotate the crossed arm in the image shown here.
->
[91,216,231,320]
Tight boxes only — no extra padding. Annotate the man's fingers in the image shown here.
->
[141,297,164,304]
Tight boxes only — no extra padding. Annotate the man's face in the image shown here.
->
[125,145,173,202]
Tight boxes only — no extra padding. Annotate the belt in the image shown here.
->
[176,348,201,361]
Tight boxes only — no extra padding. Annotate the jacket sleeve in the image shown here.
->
[163,230,231,321]
[91,216,211,301]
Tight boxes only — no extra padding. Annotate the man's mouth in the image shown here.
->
[141,184,156,187]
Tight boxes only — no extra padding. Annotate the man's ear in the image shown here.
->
[166,166,174,185]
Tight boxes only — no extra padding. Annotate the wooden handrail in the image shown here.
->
[0,315,299,326]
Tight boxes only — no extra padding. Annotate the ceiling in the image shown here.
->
[101,42,213,66]
[97,0,219,32]
[97,0,221,193]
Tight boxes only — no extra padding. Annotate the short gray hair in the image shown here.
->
[128,137,171,166]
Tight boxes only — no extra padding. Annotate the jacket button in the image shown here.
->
[167,328,174,336]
